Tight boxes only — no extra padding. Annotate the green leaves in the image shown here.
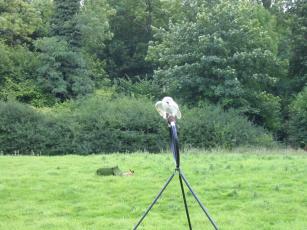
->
[148,0,285,130]
[0,97,275,154]
[34,37,94,101]
[51,0,81,45]
[0,0,42,45]
[0,41,48,105]
[77,0,114,54]
[288,0,307,94]
[288,87,307,148]
[180,105,274,149]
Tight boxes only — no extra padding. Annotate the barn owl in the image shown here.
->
[155,97,181,120]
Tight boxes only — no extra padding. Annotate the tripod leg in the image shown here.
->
[133,171,176,229]
[179,173,192,230]
[180,171,219,230]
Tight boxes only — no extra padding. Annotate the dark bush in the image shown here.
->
[179,105,274,149]
[72,96,168,153]
[0,101,74,155]
[288,87,307,148]
[0,97,274,155]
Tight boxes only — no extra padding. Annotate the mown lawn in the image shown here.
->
[0,149,306,230]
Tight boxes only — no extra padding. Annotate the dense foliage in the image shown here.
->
[288,0,307,94]
[0,0,306,151]
[180,105,274,149]
[288,87,307,148]
[0,97,273,154]
[71,95,168,153]
[0,101,74,154]
[147,1,286,132]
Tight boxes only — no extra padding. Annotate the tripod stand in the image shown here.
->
[133,121,219,230]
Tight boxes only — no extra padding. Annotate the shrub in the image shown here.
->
[64,97,275,152]
[0,97,275,155]
[252,92,282,132]
[72,96,168,153]
[0,101,74,155]
[179,105,274,149]
[288,87,307,148]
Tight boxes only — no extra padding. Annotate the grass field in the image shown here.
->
[0,149,306,230]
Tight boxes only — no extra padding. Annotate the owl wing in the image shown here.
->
[155,101,167,119]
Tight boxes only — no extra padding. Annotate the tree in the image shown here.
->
[288,87,307,148]
[0,1,55,106]
[148,0,286,131]
[33,0,100,102]
[0,41,49,106]
[76,0,114,87]
[0,0,42,45]
[51,0,81,48]
[32,0,54,38]
[34,37,94,101]
[104,0,176,79]
[77,0,114,55]
[288,0,307,94]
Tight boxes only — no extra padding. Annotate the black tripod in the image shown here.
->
[133,121,219,230]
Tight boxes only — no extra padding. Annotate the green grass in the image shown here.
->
[0,149,306,230]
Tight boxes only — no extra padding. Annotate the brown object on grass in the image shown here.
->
[122,169,134,176]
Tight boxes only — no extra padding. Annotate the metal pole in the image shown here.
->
[180,171,219,230]
[133,171,176,229]
[178,173,192,230]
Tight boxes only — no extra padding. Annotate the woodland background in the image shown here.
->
[0,0,306,154]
